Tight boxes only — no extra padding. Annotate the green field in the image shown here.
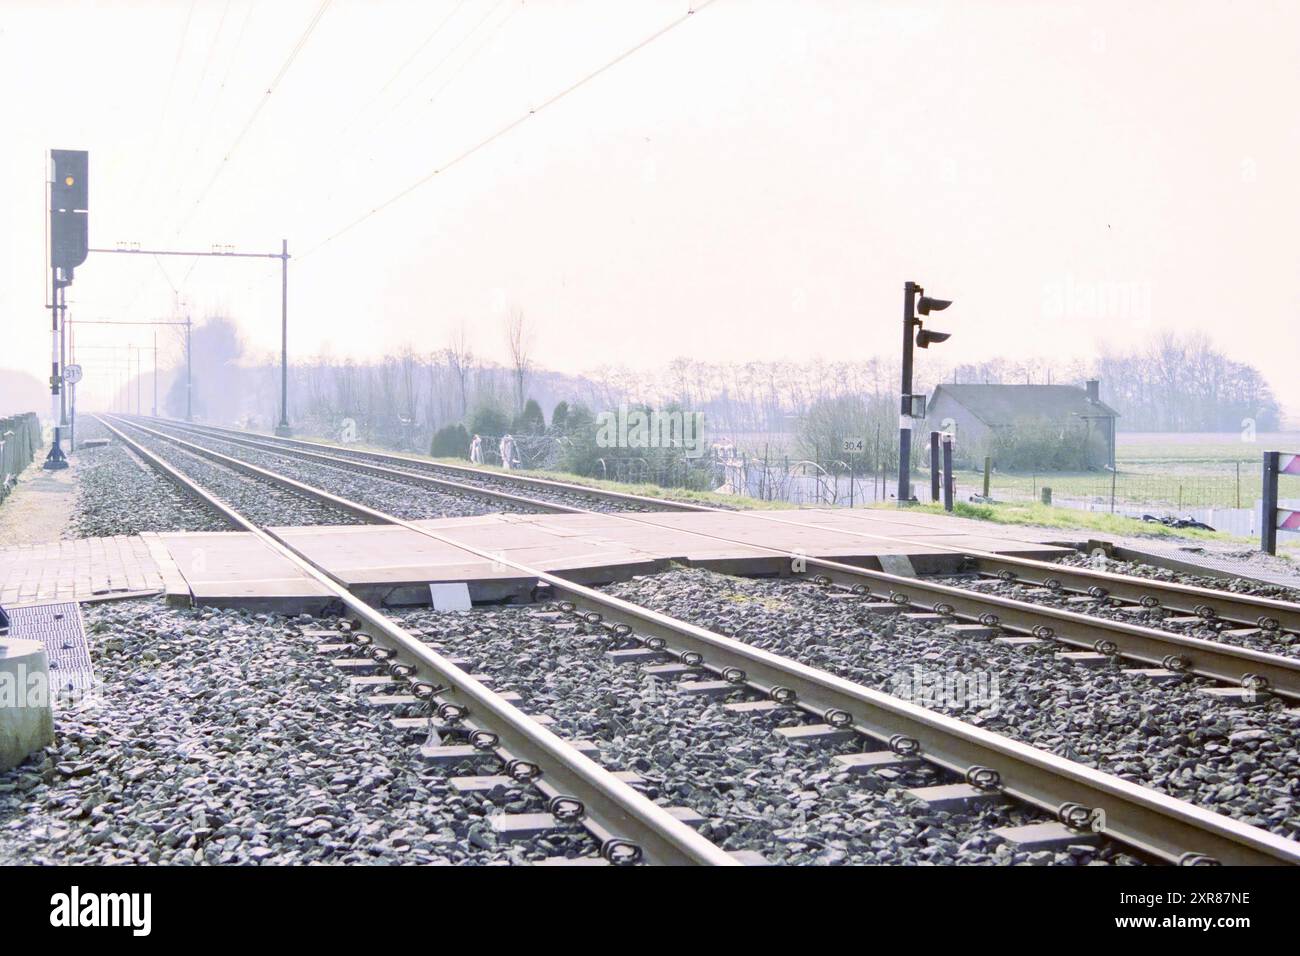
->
[937,431,1300,509]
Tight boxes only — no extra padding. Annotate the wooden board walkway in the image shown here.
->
[0,508,1080,612]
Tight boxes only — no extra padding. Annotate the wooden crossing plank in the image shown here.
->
[0,508,1076,612]
[155,531,333,612]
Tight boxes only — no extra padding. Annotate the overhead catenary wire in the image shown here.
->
[187,0,235,114]
[338,0,472,136]
[122,0,199,215]
[116,0,256,310]
[301,0,719,259]
[152,255,180,295]
[172,0,336,240]
[152,0,237,221]
[424,0,520,112]
[374,0,512,126]
[91,1,714,332]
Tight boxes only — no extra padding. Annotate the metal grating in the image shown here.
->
[5,601,96,693]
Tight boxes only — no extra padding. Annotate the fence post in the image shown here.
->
[929,432,941,502]
[982,456,991,499]
[1261,451,1279,555]
[1110,468,1117,513]
[942,434,954,512]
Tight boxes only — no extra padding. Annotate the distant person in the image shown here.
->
[469,434,484,465]
[499,434,519,470]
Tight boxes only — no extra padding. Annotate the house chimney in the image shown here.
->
[1085,379,1100,403]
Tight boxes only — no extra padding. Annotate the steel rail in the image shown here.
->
[144,417,1300,701]
[614,517,1300,701]
[144,418,586,515]
[824,509,1300,634]
[97,415,736,867]
[142,416,711,512]
[112,418,1300,865]
[157,417,1300,633]
[122,423,391,525]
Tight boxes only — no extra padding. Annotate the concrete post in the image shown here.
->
[0,640,55,772]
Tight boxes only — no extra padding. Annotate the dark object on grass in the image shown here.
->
[1141,513,1216,531]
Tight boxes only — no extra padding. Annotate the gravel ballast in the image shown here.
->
[147,424,540,521]
[0,600,596,864]
[936,573,1300,659]
[387,605,1138,865]
[184,426,696,514]
[600,567,1300,843]
[1053,552,1300,603]
[395,464,692,513]
[122,426,368,527]
[69,421,228,537]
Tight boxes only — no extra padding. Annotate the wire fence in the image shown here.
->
[704,452,1300,522]
[966,463,1300,512]
[0,413,43,504]
[718,454,897,505]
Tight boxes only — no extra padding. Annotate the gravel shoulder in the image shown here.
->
[0,458,76,546]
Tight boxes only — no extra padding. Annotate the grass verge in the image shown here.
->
[887,500,1253,543]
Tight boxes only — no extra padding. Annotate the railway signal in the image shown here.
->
[45,148,89,470]
[897,281,954,503]
[50,149,89,275]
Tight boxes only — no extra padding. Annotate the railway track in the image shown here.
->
[98,414,1300,865]
[94,415,732,866]
[141,416,704,513]
[133,416,1300,703]
[147,417,1300,632]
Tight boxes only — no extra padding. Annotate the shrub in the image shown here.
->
[467,402,509,439]
[513,398,546,434]
[431,423,470,458]
[985,417,1105,471]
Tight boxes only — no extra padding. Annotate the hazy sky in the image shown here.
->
[3,0,1298,416]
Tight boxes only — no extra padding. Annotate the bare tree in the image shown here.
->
[443,321,474,417]
[503,308,533,413]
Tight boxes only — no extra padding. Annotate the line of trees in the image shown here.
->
[946,333,1281,432]
[1095,332,1281,431]
[139,319,1283,480]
